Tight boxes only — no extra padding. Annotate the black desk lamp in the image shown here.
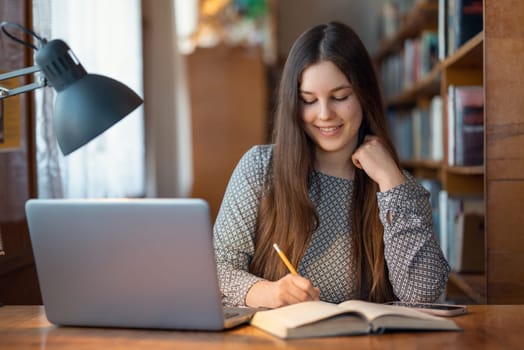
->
[0,21,143,155]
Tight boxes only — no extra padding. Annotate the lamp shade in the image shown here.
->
[35,39,143,155]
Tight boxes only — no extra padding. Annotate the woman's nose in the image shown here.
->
[318,101,335,120]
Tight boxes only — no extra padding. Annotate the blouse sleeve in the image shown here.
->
[213,145,271,306]
[377,172,450,302]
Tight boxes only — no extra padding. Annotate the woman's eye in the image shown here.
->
[333,95,349,102]
[300,98,316,105]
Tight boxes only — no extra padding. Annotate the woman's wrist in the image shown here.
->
[245,280,273,308]
[378,169,405,192]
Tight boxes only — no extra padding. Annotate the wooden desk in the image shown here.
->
[1,305,523,349]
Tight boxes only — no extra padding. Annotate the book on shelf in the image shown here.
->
[388,109,414,162]
[430,95,443,161]
[455,211,485,272]
[381,55,403,100]
[447,85,484,166]
[439,190,450,257]
[250,299,461,339]
[379,32,437,100]
[388,99,442,163]
[438,0,447,60]
[455,86,484,166]
[438,191,484,272]
[411,108,426,160]
[378,0,423,40]
[403,39,418,89]
[419,30,438,77]
[445,0,483,56]
[419,107,431,159]
[419,178,442,242]
[388,31,437,91]
[447,86,456,165]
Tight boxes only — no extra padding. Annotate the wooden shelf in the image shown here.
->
[445,165,483,175]
[441,31,484,70]
[400,162,484,190]
[440,32,484,197]
[377,2,494,304]
[378,0,523,305]
[387,32,484,108]
[375,0,439,63]
[401,159,442,179]
[441,31,484,89]
[447,272,486,304]
[442,171,483,195]
[402,159,441,169]
[388,66,441,108]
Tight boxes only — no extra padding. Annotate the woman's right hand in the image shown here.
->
[245,274,320,309]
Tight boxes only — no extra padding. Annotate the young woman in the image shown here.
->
[213,22,449,309]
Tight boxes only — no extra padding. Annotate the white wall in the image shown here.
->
[142,0,193,197]
[277,0,382,58]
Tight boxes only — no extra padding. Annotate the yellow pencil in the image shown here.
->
[273,243,299,275]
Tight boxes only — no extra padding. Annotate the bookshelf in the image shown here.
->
[388,66,440,108]
[484,0,524,304]
[375,0,439,63]
[448,272,486,304]
[376,0,486,303]
[441,31,483,196]
[378,0,524,304]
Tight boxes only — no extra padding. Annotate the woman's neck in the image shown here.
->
[314,150,355,180]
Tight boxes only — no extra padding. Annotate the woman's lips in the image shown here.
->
[317,125,342,135]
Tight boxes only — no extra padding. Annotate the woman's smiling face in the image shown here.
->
[299,60,363,157]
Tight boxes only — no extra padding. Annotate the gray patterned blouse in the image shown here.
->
[213,145,450,307]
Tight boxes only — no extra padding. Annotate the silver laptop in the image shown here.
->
[25,198,255,330]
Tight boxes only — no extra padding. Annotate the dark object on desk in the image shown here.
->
[25,198,256,330]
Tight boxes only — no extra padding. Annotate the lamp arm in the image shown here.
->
[0,65,47,99]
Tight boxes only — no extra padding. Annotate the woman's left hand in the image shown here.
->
[352,135,405,192]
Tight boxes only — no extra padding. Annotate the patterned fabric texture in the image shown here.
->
[213,145,450,307]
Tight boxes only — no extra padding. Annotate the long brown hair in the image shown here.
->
[249,22,399,302]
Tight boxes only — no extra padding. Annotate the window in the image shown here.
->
[33,0,144,198]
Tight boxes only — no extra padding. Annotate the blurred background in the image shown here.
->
[29,0,387,221]
[0,0,393,305]
[5,0,495,306]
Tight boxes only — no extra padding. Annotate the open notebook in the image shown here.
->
[25,198,255,330]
